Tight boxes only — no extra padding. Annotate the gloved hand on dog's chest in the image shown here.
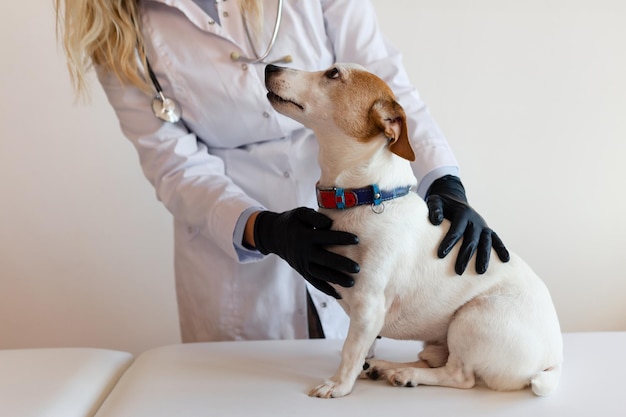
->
[253,207,360,299]
[426,175,510,275]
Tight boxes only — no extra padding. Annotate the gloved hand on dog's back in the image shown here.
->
[426,175,510,275]
[253,207,360,299]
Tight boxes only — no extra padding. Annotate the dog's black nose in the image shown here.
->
[265,64,283,75]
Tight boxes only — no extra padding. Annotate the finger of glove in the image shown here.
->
[491,232,511,262]
[309,247,360,274]
[454,223,480,275]
[308,263,356,288]
[426,195,445,225]
[475,229,493,275]
[438,216,467,258]
[309,229,359,246]
[305,276,342,299]
[294,207,333,230]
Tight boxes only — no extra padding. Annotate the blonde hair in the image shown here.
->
[55,0,264,99]
[55,0,151,98]
[240,0,264,44]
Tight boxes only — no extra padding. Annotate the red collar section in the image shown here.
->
[316,183,412,210]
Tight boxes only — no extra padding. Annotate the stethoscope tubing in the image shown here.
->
[237,0,283,64]
[146,58,164,96]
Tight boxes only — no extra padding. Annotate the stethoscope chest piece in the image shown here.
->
[152,94,182,123]
[146,58,182,123]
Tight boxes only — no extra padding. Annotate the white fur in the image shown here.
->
[265,63,563,398]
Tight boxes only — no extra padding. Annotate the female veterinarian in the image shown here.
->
[55,0,509,342]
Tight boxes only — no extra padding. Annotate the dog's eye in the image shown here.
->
[325,67,340,80]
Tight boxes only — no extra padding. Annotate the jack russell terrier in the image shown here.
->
[264,63,563,398]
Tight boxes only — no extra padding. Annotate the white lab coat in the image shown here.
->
[97,0,459,342]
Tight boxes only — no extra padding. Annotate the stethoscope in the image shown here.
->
[148,0,291,124]
[230,0,292,65]
[146,58,182,123]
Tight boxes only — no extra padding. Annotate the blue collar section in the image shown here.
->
[316,183,412,210]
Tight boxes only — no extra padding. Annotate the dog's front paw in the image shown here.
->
[308,379,354,398]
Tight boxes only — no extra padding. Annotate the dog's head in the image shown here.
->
[265,63,415,161]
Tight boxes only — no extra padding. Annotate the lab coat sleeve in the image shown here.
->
[95,66,263,262]
[321,0,460,196]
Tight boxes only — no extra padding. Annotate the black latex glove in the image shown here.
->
[426,175,510,275]
[253,207,360,299]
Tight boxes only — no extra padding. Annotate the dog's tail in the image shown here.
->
[530,364,562,396]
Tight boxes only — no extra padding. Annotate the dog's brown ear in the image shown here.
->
[370,99,416,161]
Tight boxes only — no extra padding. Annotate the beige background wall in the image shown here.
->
[1,0,624,355]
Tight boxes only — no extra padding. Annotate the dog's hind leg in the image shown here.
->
[361,342,448,381]
[360,359,429,380]
[418,341,449,367]
[384,355,476,389]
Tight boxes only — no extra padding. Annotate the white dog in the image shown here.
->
[264,63,563,399]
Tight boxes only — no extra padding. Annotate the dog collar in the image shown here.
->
[316,183,412,210]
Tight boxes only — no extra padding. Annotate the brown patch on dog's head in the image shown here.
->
[328,66,415,162]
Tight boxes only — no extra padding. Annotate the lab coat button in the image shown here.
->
[241,63,249,71]
[283,171,290,178]
[223,11,229,18]
[321,302,328,308]
[208,20,215,25]
[262,111,270,118]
